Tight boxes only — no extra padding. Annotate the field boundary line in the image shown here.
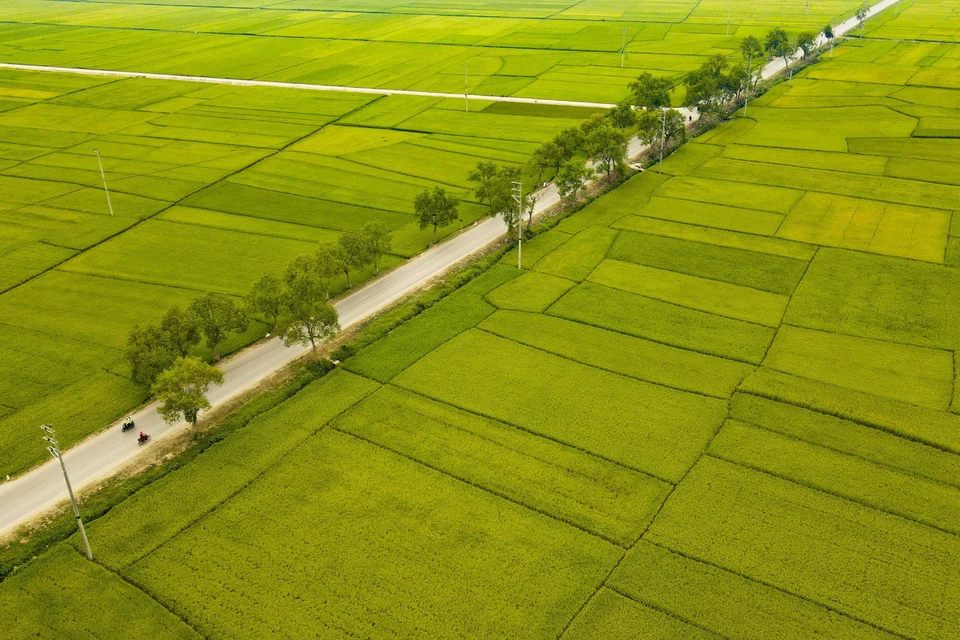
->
[541,301,763,366]
[383,382,678,485]
[642,538,912,640]
[615,216,815,268]
[123,381,381,572]
[331,425,629,548]
[728,413,960,492]
[604,584,732,639]
[556,552,628,638]
[473,325,731,400]
[80,546,209,639]
[706,451,960,539]
[0,63,619,109]
[737,386,960,457]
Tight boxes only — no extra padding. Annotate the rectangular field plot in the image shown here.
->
[777,192,950,262]
[392,329,727,481]
[730,392,960,489]
[125,429,620,639]
[762,325,954,410]
[733,105,917,151]
[333,385,669,545]
[478,310,752,398]
[548,282,775,364]
[646,457,960,639]
[533,226,618,282]
[634,195,784,235]
[710,420,960,536]
[607,230,809,295]
[608,541,894,640]
[785,248,960,350]
[740,367,960,456]
[588,259,788,327]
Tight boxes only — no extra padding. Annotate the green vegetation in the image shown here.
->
[6,2,960,638]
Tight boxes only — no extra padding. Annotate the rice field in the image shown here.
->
[0,0,879,476]
[4,0,960,638]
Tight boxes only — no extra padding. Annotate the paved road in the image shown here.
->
[0,63,619,109]
[0,0,894,536]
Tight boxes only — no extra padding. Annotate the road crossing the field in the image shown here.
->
[0,0,899,537]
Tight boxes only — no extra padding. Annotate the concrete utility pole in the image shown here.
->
[743,80,750,116]
[621,28,628,68]
[512,181,523,269]
[40,425,92,560]
[93,148,114,216]
[463,63,469,112]
[726,5,731,38]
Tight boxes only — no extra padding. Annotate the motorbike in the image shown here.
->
[137,432,151,446]
[121,416,135,432]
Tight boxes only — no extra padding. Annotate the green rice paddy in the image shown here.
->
[4,0,960,637]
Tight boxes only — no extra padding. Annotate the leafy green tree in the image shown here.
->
[314,243,345,299]
[414,186,460,244]
[797,32,817,56]
[338,231,369,288]
[556,159,594,203]
[724,63,750,100]
[610,101,637,129]
[467,161,499,209]
[579,113,608,137]
[281,268,340,355]
[152,356,224,425]
[629,71,673,110]
[361,220,391,275]
[684,54,729,116]
[528,140,561,184]
[552,127,583,172]
[765,28,793,70]
[189,292,248,361]
[126,324,175,387]
[586,121,628,182]
[740,35,764,89]
[824,24,835,39]
[638,108,686,170]
[493,165,524,214]
[159,306,199,357]
[245,274,284,332]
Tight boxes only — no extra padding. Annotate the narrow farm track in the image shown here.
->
[0,0,899,538]
[0,63,620,110]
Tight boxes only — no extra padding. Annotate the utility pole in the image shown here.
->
[512,181,523,269]
[40,425,92,560]
[94,148,114,216]
[726,5,731,38]
[743,80,750,116]
[658,108,667,173]
[463,63,469,113]
[621,28,628,68]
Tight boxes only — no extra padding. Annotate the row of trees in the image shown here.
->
[680,29,824,117]
[127,222,396,426]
